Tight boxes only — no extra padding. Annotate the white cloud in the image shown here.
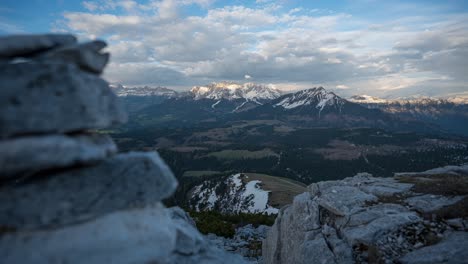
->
[336,85,349,89]
[56,1,468,97]
[82,1,99,11]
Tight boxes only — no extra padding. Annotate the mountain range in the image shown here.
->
[112,82,468,136]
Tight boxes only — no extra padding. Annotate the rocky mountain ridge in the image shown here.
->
[349,95,468,136]
[274,87,346,115]
[190,82,282,102]
[111,84,178,97]
[349,95,468,105]
[263,166,468,264]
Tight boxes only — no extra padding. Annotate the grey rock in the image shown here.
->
[321,225,354,264]
[0,133,117,178]
[317,185,378,216]
[359,179,413,197]
[0,203,247,264]
[39,40,109,74]
[0,61,127,137]
[0,34,77,58]
[263,193,324,264]
[168,206,197,227]
[0,152,177,230]
[405,194,465,213]
[0,204,177,264]
[400,232,468,264]
[301,232,337,264]
[262,206,288,264]
[207,224,269,262]
[167,207,248,264]
[445,218,465,230]
[264,173,468,264]
[343,208,420,245]
[346,203,410,227]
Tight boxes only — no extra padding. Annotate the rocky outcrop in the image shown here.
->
[263,170,468,264]
[0,34,245,264]
[207,224,270,263]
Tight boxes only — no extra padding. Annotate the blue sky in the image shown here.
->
[1,0,468,98]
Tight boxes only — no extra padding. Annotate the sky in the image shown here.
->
[1,0,468,98]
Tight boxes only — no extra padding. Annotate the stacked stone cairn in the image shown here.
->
[0,34,245,264]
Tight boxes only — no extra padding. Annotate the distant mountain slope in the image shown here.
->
[115,84,457,135]
[274,87,346,116]
[233,87,439,134]
[110,84,178,97]
[350,95,468,136]
[188,173,306,214]
[110,84,180,113]
[190,82,282,102]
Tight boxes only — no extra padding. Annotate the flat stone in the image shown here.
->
[445,218,465,230]
[0,34,77,58]
[399,231,468,264]
[405,194,465,213]
[0,204,177,264]
[0,133,117,178]
[318,185,378,216]
[343,207,420,245]
[0,61,127,137]
[347,203,410,227]
[0,152,177,230]
[39,40,109,74]
[359,180,413,197]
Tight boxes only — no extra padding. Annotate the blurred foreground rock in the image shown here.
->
[0,34,245,264]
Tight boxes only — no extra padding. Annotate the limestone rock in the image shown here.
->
[263,192,322,264]
[405,194,465,213]
[39,40,110,74]
[399,231,468,264]
[263,172,468,264]
[301,231,337,264]
[207,224,270,262]
[0,133,117,178]
[343,208,420,245]
[317,185,378,216]
[0,204,177,264]
[0,152,177,230]
[0,34,76,58]
[0,61,127,137]
[167,207,248,264]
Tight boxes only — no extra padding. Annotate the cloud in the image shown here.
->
[82,1,99,11]
[245,74,252,79]
[55,1,468,97]
[336,85,349,89]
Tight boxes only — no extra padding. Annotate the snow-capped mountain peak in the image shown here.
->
[190,82,282,102]
[349,94,468,106]
[348,95,388,104]
[275,87,346,114]
[110,84,178,97]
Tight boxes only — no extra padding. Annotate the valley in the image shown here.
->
[109,83,468,214]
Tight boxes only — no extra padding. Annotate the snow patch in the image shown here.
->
[190,173,279,214]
